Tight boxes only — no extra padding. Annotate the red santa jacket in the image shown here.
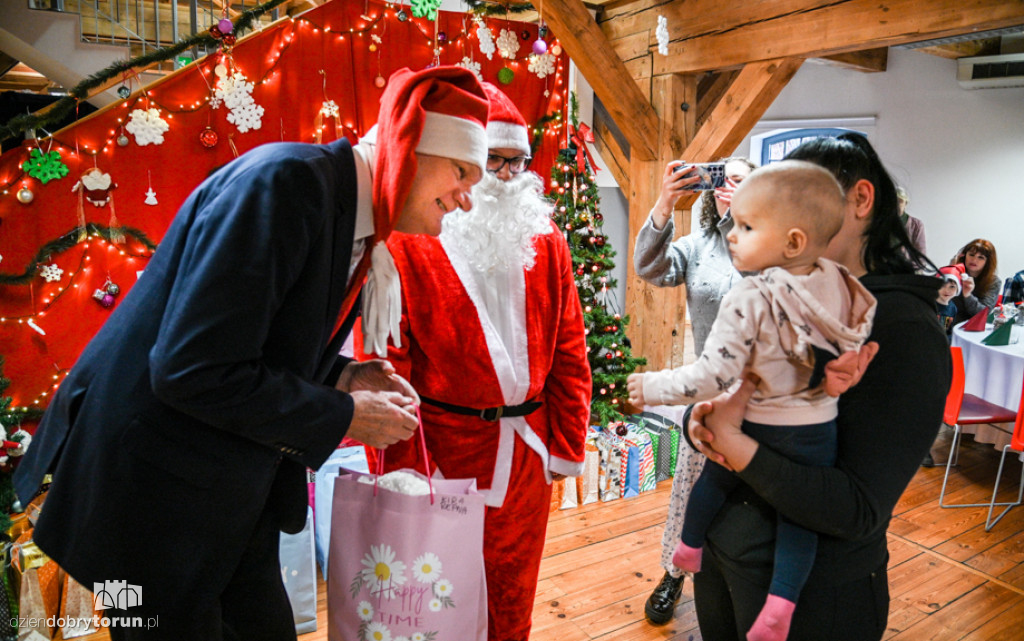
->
[356,221,592,507]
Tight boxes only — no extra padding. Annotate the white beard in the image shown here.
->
[440,171,553,274]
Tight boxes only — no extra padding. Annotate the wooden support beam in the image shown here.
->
[695,70,739,131]
[680,58,803,165]
[625,73,696,372]
[818,47,888,73]
[591,100,630,192]
[651,0,1024,75]
[915,38,1002,59]
[539,0,660,160]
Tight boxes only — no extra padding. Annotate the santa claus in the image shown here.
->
[358,83,591,641]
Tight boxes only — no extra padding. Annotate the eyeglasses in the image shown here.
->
[486,154,532,175]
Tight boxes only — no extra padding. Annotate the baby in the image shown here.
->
[628,160,877,641]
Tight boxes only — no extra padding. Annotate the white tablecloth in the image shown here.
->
[950,322,1024,449]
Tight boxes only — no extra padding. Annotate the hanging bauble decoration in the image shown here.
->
[615,423,629,436]
[222,34,236,48]
[106,281,120,296]
[438,31,447,42]
[117,134,130,147]
[595,213,604,222]
[539,25,548,38]
[93,278,120,308]
[532,39,548,55]
[369,43,377,52]
[209,25,224,39]
[218,18,233,34]
[374,75,387,89]
[497,67,514,85]
[551,44,562,56]
[199,127,219,148]
[16,187,34,204]
[117,85,131,99]
[396,9,408,21]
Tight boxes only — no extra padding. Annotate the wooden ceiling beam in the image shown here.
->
[652,0,1024,75]
[682,58,803,185]
[914,38,1002,59]
[539,0,661,161]
[818,48,888,73]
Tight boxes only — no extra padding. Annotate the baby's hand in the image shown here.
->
[627,373,646,407]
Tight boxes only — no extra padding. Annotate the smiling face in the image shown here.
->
[394,153,483,236]
[937,279,959,303]
[963,248,988,278]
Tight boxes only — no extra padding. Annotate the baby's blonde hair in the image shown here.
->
[740,160,846,246]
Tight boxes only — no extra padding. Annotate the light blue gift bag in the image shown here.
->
[314,446,370,579]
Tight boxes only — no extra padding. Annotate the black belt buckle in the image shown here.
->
[480,406,503,421]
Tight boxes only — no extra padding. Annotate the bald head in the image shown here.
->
[735,159,846,248]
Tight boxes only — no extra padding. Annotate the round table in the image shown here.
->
[950,321,1024,448]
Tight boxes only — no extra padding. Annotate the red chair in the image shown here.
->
[985,394,1024,530]
[938,347,1020,510]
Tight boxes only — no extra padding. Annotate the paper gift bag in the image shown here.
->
[595,433,623,501]
[559,476,579,510]
[631,431,657,493]
[59,574,99,639]
[314,445,370,579]
[0,543,16,641]
[549,478,565,512]
[13,540,60,641]
[579,440,600,505]
[280,507,317,634]
[328,471,488,641]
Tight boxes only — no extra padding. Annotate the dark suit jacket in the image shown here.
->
[15,138,362,617]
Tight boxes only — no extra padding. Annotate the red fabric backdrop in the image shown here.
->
[0,0,569,421]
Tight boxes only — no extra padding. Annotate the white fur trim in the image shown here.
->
[486,121,530,155]
[416,112,488,174]
[549,455,584,479]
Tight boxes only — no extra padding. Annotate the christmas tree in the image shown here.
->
[547,99,645,428]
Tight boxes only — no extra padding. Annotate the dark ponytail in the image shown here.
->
[785,133,935,276]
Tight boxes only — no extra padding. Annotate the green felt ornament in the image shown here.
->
[497,66,514,85]
[410,0,442,20]
[21,148,69,184]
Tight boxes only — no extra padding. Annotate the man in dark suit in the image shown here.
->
[14,66,490,640]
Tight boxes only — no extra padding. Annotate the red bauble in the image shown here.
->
[615,424,629,436]
[199,127,219,148]
[595,237,606,246]
[209,25,224,39]
[221,34,237,47]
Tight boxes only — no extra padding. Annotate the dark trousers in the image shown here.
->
[681,419,837,601]
[107,507,296,641]
[693,545,889,641]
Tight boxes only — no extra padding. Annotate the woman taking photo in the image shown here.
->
[950,238,1000,324]
[683,134,949,641]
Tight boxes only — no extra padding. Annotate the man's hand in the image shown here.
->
[345,390,418,449]
[337,359,420,404]
[688,375,759,472]
[626,373,646,408]
[822,341,879,397]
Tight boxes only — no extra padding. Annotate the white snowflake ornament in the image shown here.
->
[320,100,339,118]
[40,263,64,282]
[496,28,520,59]
[476,18,496,60]
[125,108,170,146]
[212,70,264,133]
[656,15,669,56]
[528,52,556,78]
[457,56,483,81]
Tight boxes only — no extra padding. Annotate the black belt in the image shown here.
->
[420,396,542,422]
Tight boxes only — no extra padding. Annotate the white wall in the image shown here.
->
[736,48,1024,278]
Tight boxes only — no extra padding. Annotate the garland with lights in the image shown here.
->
[0,223,157,286]
[464,0,535,16]
[0,0,288,141]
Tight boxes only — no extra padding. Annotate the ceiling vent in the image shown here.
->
[957,53,1024,89]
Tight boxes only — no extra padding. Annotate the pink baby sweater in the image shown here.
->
[642,258,877,425]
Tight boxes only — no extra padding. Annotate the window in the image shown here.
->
[747,117,875,167]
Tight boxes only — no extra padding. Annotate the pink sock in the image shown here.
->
[747,594,796,641]
[671,541,702,573]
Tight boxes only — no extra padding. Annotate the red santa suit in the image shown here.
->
[357,216,591,639]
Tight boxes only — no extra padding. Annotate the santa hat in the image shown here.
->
[939,265,964,296]
[361,66,489,356]
[481,82,531,155]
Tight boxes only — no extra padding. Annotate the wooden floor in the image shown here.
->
[71,425,1024,641]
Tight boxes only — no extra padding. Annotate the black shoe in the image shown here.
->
[645,572,684,625]
[921,453,936,467]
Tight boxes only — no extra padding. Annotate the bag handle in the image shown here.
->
[374,405,435,504]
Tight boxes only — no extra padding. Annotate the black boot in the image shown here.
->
[645,571,684,625]
[921,452,936,467]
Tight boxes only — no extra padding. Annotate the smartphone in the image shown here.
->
[673,162,727,191]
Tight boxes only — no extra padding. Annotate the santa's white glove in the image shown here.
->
[361,241,403,357]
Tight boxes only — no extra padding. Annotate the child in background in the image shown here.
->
[936,266,962,337]
[627,160,877,641]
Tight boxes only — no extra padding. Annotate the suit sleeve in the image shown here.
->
[544,232,593,477]
[149,159,353,470]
